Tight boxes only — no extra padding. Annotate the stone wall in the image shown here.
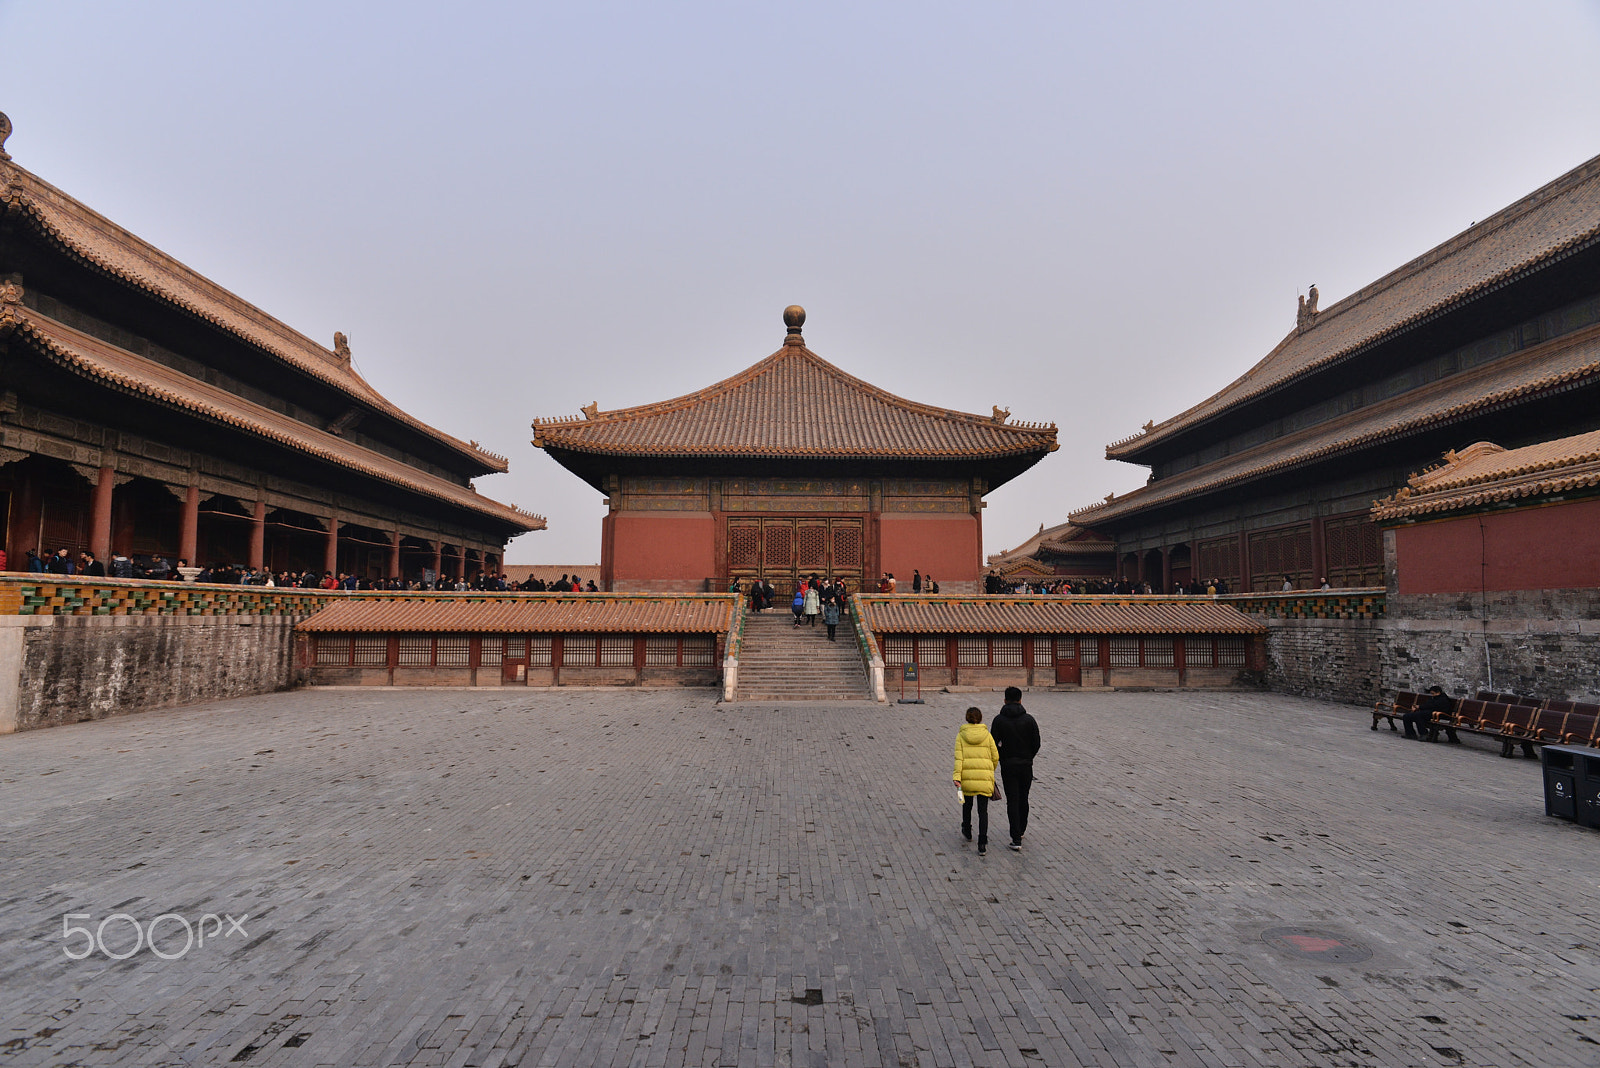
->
[0,614,303,732]
[1259,603,1600,706]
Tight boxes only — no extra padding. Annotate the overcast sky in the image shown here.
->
[3,1,1599,563]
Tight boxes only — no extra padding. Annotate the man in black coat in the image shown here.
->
[990,686,1041,852]
[1403,685,1460,743]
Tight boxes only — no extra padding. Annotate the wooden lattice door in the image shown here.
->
[763,521,794,581]
[728,519,761,578]
[829,519,863,580]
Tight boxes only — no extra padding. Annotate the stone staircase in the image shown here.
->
[733,607,871,701]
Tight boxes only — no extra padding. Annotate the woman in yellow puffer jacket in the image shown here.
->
[954,707,1000,855]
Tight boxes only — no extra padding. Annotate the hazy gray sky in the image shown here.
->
[4,1,1599,563]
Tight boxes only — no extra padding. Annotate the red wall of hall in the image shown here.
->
[878,515,980,586]
[1394,498,1600,595]
[607,513,718,587]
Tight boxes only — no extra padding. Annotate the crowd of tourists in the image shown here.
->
[983,571,1238,595]
[736,574,851,641]
[9,547,607,593]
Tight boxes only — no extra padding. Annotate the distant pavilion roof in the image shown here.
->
[298,594,735,633]
[531,308,1057,474]
[1372,429,1600,522]
[0,151,509,475]
[855,595,1264,636]
[986,521,1114,567]
[1105,150,1600,462]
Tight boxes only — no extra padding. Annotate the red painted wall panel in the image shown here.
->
[878,515,980,585]
[608,514,718,584]
[1394,498,1600,594]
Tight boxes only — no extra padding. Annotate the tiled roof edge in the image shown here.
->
[0,160,509,475]
[5,310,544,531]
[1106,153,1600,460]
[530,344,1058,448]
[1072,346,1600,525]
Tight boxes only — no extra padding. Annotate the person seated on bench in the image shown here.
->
[1403,685,1460,743]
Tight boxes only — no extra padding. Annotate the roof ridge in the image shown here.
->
[534,342,1057,433]
[0,159,508,474]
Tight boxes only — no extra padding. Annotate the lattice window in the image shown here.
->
[353,636,388,665]
[917,638,947,666]
[398,637,433,666]
[729,522,761,570]
[832,523,862,570]
[1217,638,1247,667]
[1324,515,1383,587]
[764,523,793,569]
[992,638,1023,667]
[528,637,552,666]
[1108,638,1140,667]
[645,637,678,665]
[563,636,596,666]
[315,636,350,665]
[957,638,988,666]
[436,637,470,666]
[797,523,828,571]
[1143,638,1174,667]
[1080,639,1100,667]
[884,637,913,664]
[1032,638,1053,666]
[1055,637,1077,663]
[1185,639,1214,667]
[1248,525,1313,591]
[1196,536,1241,586]
[599,636,634,666]
[682,636,715,667]
[480,637,505,667]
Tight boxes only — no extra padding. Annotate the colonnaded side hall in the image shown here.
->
[532,307,1059,594]
[0,115,542,577]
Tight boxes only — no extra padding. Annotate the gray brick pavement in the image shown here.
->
[1,688,1598,1066]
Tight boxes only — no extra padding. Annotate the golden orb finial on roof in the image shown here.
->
[783,305,806,339]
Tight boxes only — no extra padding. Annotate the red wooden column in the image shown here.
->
[430,541,443,582]
[179,484,199,565]
[323,517,340,575]
[89,465,115,563]
[386,532,401,579]
[248,500,266,570]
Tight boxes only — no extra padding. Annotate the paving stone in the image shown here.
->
[1,689,1599,1066]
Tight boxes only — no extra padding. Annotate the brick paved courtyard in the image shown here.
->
[2,688,1598,1068]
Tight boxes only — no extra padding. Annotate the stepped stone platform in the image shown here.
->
[733,607,871,701]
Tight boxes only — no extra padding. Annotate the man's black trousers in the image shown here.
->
[1001,762,1033,844]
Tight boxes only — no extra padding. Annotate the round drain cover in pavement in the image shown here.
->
[1261,927,1372,963]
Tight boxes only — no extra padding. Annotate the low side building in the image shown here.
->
[298,594,735,688]
[854,595,1265,690]
[1372,430,1600,700]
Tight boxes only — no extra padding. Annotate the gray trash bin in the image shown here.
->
[1541,745,1579,821]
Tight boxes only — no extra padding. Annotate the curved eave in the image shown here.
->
[1073,355,1600,527]
[2,312,544,533]
[532,438,1058,462]
[0,163,508,475]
